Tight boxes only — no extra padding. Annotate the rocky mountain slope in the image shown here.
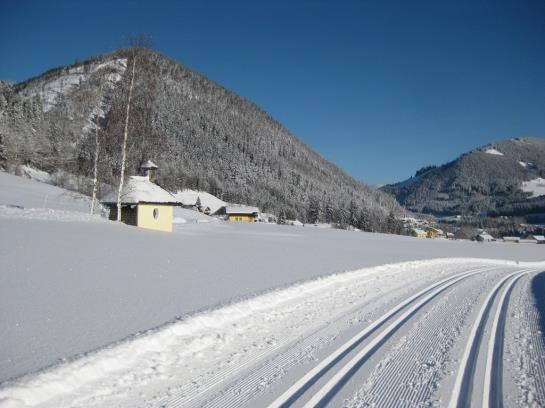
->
[381,138,545,217]
[0,48,404,229]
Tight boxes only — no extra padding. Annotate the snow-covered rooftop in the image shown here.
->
[173,189,226,214]
[478,233,494,240]
[529,235,545,241]
[102,176,177,205]
[226,205,259,215]
[140,160,158,169]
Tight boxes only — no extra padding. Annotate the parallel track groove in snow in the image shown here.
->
[161,267,474,408]
[502,271,545,406]
[4,261,543,408]
[346,271,484,407]
[268,267,491,408]
[157,271,413,408]
[482,272,527,408]
[447,269,531,408]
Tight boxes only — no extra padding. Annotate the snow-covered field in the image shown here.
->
[0,172,544,407]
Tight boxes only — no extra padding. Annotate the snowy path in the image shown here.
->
[0,259,543,408]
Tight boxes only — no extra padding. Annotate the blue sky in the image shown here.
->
[1,0,544,185]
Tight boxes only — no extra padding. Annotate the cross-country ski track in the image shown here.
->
[0,258,544,408]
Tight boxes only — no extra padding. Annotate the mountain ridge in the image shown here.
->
[0,48,404,229]
[381,137,545,217]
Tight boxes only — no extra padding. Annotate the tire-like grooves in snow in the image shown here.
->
[448,269,529,408]
[268,267,490,408]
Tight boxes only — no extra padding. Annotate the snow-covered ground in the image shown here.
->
[522,177,545,198]
[1,259,544,407]
[0,172,544,407]
[0,172,96,213]
[173,207,218,224]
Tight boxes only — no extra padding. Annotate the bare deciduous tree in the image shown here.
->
[116,53,137,221]
[90,84,103,215]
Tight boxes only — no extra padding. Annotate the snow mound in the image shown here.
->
[521,178,545,198]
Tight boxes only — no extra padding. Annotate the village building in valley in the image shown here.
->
[102,161,178,232]
[217,205,260,222]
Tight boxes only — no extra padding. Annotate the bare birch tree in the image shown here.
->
[90,84,103,215]
[116,53,137,221]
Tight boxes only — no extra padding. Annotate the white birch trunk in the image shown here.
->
[90,85,103,215]
[116,55,137,221]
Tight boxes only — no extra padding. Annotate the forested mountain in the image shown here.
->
[0,48,404,229]
[381,138,545,217]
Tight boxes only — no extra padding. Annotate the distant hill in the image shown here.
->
[381,138,545,217]
[0,48,404,229]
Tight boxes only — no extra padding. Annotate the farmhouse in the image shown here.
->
[527,235,545,243]
[410,228,427,238]
[223,205,260,222]
[426,227,444,239]
[102,163,177,232]
[476,233,495,242]
[173,189,226,215]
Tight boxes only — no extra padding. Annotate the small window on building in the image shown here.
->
[153,208,159,220]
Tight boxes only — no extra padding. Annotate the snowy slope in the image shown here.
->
[18,58,126,113]
[0,172,96,213]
